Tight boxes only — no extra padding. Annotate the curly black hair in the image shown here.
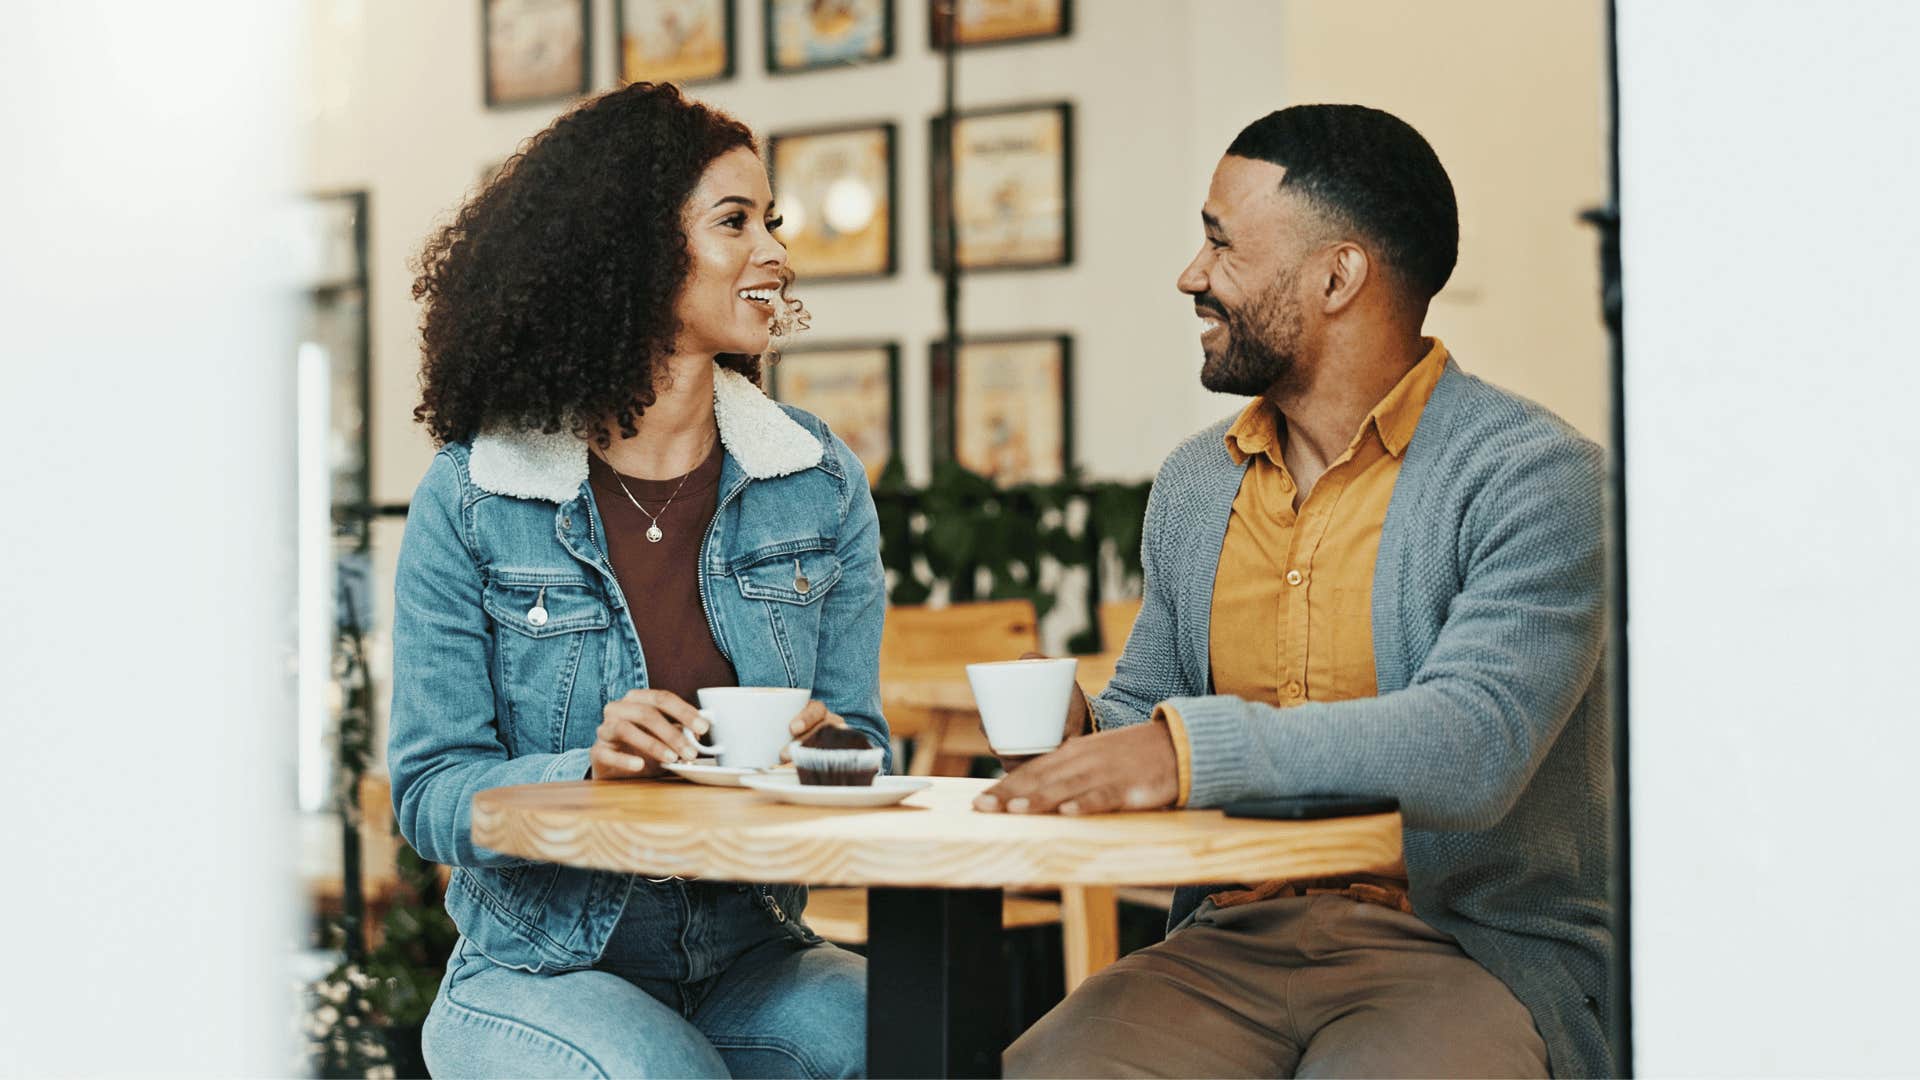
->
[1227,104,1459,302]
[412,82,798,447]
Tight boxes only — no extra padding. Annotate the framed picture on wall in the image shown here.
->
[930,334,1072,485]
[618,0,735,85]
[769,123,896,280]
[482,0,590,109]
[931,101,1073,272]
[928,0,1070,49]
[769,343,901,479]
[766,0,893,74]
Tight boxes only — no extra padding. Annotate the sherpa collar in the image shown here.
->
[467,363,824,503]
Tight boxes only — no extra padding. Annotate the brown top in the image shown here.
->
[588,439,736,705]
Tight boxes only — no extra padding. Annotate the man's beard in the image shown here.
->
[1199,270,1306,398]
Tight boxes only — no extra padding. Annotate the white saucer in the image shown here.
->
[738,774,932,807]
[663,760,783,787]
[988,745,1062,757]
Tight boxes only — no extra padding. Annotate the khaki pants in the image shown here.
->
[1005,895,1548,1079]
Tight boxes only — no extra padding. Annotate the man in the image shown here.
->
[979,105,1610,1078]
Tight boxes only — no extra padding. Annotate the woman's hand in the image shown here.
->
[781,700,848,761]
[591,689,710,780]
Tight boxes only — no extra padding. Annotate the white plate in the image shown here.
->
[663,760,781,787]
[738,774,932,807]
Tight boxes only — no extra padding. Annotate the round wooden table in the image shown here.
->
[473,775,1402,1078]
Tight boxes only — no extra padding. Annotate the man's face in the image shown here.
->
[1177,155,1318,397]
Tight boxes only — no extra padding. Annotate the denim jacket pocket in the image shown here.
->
[483,574,612,637]
[729,545,841,686]
[732,543,842,607]
[482,573,610,755]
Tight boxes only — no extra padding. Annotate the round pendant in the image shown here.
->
[646,525,663,543]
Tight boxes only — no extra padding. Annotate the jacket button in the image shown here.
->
[527,606,549,627]
[562,515,572,531]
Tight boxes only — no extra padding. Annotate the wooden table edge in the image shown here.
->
[470,778,1404,889]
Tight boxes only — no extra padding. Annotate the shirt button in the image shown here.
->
[1285,569,1304,586]
[1285,681,1303,698]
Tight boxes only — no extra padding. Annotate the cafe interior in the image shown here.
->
[5,1,1917,1077]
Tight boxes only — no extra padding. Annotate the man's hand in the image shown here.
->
[992,651,1093,773]
[973,721,1179,815]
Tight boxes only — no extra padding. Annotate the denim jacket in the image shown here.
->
[388,364,889,973]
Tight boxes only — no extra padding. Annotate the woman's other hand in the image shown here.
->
[591,689,710,779]
[781,700,847,760]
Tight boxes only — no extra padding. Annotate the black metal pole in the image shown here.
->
[1598,0,1633,1070]
[867,887,1007,1078]
[340,811,365,962]
[939,0,961,387]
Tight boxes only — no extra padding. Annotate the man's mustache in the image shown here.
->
[1194,296,1228,319]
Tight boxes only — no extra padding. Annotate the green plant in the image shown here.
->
[304,554,454,1078]
[874,459,1150,653]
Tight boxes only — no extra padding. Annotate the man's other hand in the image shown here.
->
[973,721,1178,815]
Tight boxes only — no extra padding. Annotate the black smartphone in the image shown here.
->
[1220,795,1399,820]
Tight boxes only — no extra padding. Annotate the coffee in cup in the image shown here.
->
[691,686,810,769]
[964,657,1078,756]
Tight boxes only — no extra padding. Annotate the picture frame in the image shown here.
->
[769,342,902,479]
[482,0,591,109]
[617,0,736,86]
[765,0,893,74]
[931,101,1073,272]
[769,122,897,281]
[927,0,1070,50]
[929,334,1073,486]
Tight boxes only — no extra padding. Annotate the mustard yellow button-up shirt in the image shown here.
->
[1156,337,1447,841]
[1160,339,1448,908]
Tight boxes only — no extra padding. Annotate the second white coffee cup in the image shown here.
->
[691,686,811,769]
[965,657,1079,755]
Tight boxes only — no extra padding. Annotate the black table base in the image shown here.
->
[867,887,1007,1079]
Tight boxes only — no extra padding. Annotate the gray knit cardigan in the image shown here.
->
[1091,360,1613,1078]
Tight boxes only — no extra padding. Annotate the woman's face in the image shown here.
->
[671,146,788,359]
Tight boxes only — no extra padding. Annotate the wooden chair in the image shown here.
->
[803,887,1062,945]
[308,775,406,951]
[1096,597,1144,656]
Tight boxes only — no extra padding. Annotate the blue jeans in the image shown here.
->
[423,881,866,1078]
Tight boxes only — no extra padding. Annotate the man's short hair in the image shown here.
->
[1227,104,1459,301]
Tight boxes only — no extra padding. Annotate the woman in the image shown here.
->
[389,82,888,1078]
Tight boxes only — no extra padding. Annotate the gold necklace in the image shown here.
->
[598,431,715,544]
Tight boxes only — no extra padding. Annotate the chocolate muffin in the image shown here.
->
[792,726,884,786]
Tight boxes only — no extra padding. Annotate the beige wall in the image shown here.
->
[303,0,1608,743]
[305,0,1609,506]
[1274,0,1612,441]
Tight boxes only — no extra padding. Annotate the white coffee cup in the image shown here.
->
[965,658,1079,756]
[691,686,811,769]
